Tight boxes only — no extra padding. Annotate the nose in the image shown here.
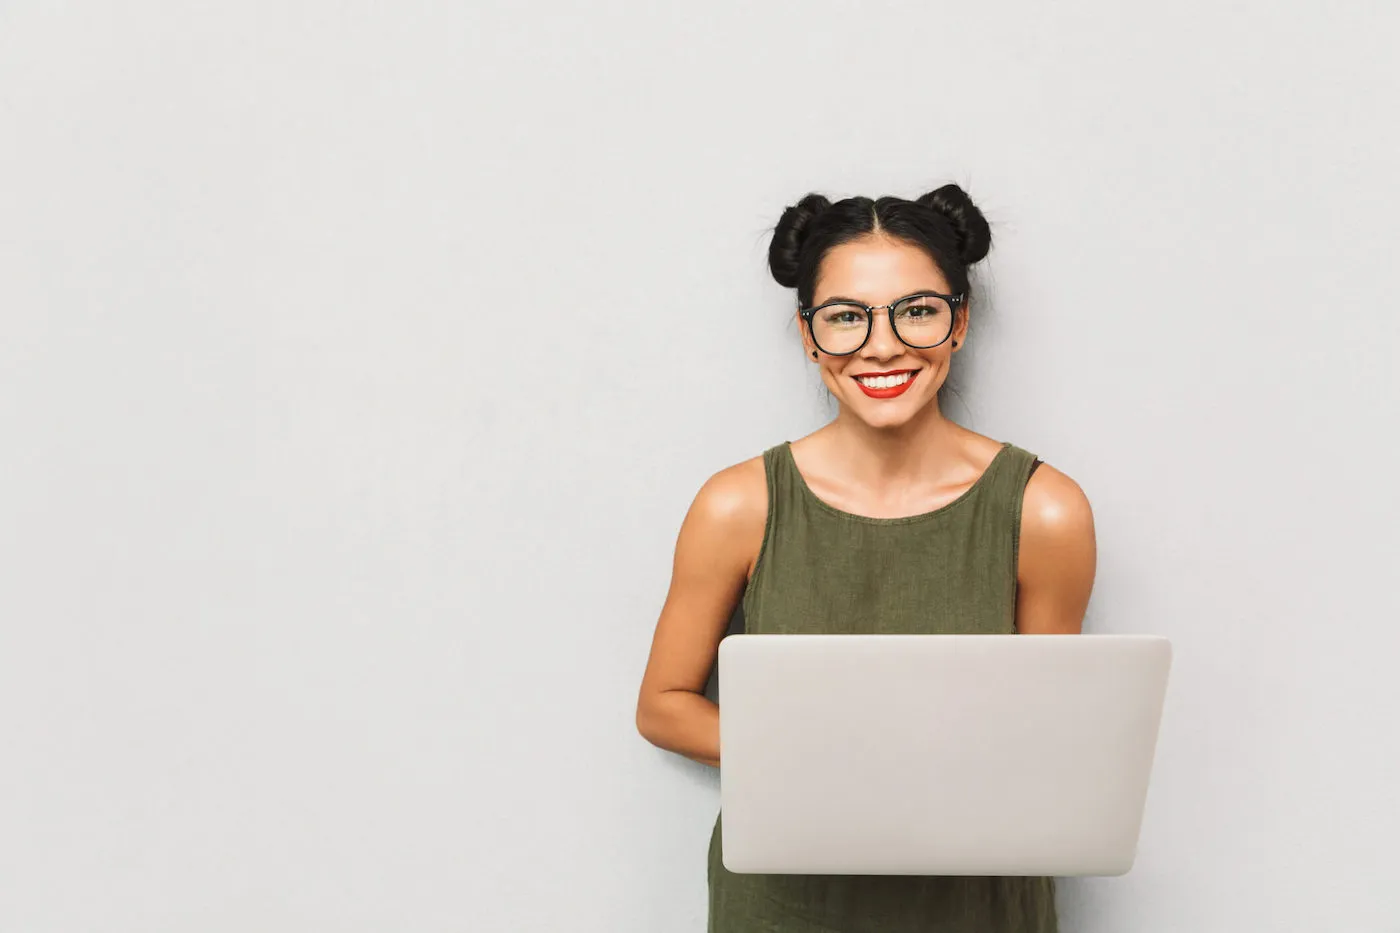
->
[861,309,903,361]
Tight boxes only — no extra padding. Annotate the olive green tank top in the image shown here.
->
[708,439,1057,933]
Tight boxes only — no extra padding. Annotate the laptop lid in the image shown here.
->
[717,633,1171,876]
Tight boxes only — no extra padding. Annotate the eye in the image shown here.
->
[894,297,952,320]
[818,304,868,327]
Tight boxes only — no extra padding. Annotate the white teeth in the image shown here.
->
[856,372,912,389]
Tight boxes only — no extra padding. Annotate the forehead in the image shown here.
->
[812,236,949,303]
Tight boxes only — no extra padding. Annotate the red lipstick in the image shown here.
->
[854,369,918,399]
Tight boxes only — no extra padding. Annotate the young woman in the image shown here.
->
[635,184,1097,932]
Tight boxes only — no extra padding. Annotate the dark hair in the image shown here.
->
[767,183,992,311]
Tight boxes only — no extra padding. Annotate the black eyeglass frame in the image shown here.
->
[797,290,967,357]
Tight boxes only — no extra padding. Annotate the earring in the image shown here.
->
[812,350,818,359]
[952,340,959,347]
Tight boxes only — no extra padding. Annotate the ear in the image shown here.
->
[951,298,971,349]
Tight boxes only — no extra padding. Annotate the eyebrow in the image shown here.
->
[815,290,944,305]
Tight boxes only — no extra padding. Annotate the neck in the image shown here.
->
[825,398,963,482]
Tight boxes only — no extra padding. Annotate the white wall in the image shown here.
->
[1,2,1396,931]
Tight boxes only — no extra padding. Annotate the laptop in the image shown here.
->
[716,633,1171,876]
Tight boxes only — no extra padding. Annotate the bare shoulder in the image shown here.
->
[1021,459,1095,537]
[691,453,767,530]
[1015,458,1097,633]
[679,453,768,578]
[913,430,1095,633]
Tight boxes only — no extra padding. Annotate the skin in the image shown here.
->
[635,232,1098,769]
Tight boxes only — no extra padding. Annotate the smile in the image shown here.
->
[853,370,918,399]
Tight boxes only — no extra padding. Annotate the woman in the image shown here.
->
[635,183,1098,932]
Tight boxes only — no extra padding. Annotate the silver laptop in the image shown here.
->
[717,633,1171,876]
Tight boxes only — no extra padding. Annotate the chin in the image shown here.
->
[845,387,939,424]
[850,403,922,431]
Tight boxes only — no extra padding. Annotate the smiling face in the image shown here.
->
[799,234,969,431]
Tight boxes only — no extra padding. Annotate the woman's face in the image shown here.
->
[799,235,968,431]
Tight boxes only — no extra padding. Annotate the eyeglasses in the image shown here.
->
[798,290,965,357]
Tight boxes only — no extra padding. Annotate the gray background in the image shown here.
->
[2,2,1397,931]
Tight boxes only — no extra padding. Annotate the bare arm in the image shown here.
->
[635,458,767,768]
[1015,462,1097,634]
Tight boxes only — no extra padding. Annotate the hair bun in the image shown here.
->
[768,193,832,289]
[915,184,991,265]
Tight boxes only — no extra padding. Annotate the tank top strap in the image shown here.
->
[990,442,1040,498]
[759,441,808,526]
[740,444,805,622]
[980,442,1041,565]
